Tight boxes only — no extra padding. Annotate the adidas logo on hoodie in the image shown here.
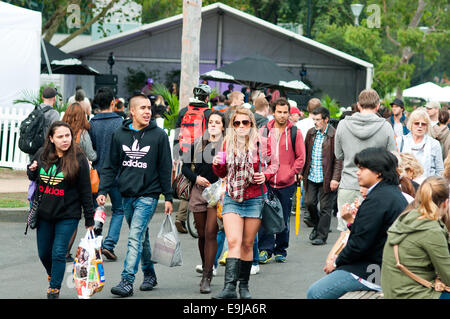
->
[122,140,150,168]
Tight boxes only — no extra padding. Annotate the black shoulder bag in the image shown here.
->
[257,142,285,234]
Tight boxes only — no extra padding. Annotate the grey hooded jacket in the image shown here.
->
[335,112,396,190]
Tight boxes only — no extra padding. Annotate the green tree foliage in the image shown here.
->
[315,0,449,99]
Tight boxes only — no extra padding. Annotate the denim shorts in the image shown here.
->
[222,193,263,219]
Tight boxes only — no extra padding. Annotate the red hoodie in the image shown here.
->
[212,137,279,200]
[261,119,305,188]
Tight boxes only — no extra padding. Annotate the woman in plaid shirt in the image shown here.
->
[212,107,278,299]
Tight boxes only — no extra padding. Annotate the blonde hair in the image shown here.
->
[154,95,165,105]
[399,153,424,179]
[224,107,258,159]
[444,154,450,182]
[250,90,264,104]
[228,91,244,107]
[408,176,449,221]
[406,108,432,135]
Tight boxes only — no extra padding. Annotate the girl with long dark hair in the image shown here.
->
[182,111,225,294]
[27,121,94,299]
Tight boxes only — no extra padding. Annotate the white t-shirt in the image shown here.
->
[393,122,403,138]
[296,117,314,141]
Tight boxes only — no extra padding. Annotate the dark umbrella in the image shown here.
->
[41,40,99,75]
[200,54,310,91]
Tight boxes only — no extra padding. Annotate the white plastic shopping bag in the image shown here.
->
[151,214,183,267]
[201,178,226,207]
[73,230,105,299]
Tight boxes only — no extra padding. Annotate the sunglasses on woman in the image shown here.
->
[413,122,427,127]
[233,120,251,128]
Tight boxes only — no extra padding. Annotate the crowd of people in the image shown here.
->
[24,80,449,299]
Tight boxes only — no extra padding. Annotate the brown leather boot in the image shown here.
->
[200,268,214,294]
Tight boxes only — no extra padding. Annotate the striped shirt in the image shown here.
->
[308,125,329,183]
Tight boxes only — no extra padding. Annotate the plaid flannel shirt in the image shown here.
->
[308,125,329,183]
[227,151,255,202]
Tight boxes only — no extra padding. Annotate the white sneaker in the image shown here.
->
[195,264,203,273]
[196,264,217,276]
[250,264,260,275]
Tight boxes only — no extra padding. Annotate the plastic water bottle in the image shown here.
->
[93,206,106,236]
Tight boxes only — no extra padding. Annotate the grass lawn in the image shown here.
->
[0,193,28,208]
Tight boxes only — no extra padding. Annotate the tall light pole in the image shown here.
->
[418,26,430,83]
[350,4,364,26]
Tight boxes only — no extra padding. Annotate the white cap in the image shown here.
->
[288,99,297,108]
[425,101,441,109]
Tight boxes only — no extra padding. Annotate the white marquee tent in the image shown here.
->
[403,82,450,102]
[69,2,373,107]
[0,2,41,111]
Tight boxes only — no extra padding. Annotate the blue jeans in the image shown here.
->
[258,183,296,257]
[253,234,259,266]
[121,196,158,284]
[214,231,258,266]
[101,185,124,251]
[440,292,450,299]
[307,270,375,299]
[37,218,79,290]
[214,230,225,268]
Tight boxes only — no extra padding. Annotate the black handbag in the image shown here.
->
[257,143,285,234]
[25,182,42,235]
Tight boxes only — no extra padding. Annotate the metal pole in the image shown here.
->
[216,11,224,69]
[306,0,311,38]
[41,37,52,75]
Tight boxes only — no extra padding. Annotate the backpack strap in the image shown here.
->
[76,130,82,144]
[262,124,297,158]
[40,105,53,113]
[290,125,297,159]
[393,244,450,291]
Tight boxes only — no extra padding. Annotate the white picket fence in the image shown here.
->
[0,107,176,171]
[0,107,29,170]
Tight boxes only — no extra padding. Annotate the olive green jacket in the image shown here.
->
[381,210,450,299]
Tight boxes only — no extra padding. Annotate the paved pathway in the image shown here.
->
[0,208,339,300]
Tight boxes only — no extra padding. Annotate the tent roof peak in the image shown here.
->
[68,2,373,69]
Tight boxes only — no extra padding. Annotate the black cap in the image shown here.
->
[42,87,60,99]
[390,98,404,108]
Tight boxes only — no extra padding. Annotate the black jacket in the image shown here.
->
[98,119,173,201]
[27,149,95,227]
[335,180,408,280]
[181,140,221,184]
[89,112,124,172]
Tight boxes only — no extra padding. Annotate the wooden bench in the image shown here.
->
[339,291,384,299]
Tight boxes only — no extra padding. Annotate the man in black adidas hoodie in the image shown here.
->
[97,92,173,297]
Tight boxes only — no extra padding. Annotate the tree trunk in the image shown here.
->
[43,3,70,42]
[179,0,202,110]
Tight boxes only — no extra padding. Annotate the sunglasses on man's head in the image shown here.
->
[233,120,251,128]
